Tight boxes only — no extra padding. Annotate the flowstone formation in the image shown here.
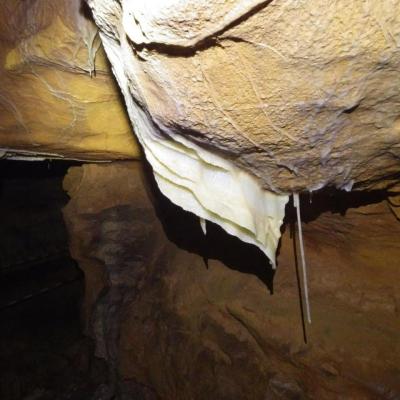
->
[87,0,400,265]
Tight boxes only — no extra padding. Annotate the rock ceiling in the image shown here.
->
[1,0,399,264]
[0,0,139,160]
[86,0,400,262]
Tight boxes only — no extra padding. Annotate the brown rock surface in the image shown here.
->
[88,0,400,192]
[0,0,139,160]
[63,161,400,399]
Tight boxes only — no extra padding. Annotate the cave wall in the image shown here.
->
[0,0,138,160]
[63,161,400,400]
[0,1,399,398]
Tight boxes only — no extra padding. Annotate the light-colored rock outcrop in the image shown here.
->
[0,0,139,160]
[88,0,400,263]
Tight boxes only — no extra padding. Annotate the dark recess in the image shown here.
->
[0,160,107,400]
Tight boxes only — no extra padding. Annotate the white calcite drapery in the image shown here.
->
[101,31,288,267]
[87,0,400,265]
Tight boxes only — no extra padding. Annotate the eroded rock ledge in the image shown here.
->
[0,0,139,160]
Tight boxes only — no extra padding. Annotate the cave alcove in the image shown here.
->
[0,159,108,400]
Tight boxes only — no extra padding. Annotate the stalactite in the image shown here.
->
[200,217,207,235]
[293,193,312,324]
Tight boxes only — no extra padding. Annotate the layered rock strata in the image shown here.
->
[0,0,139,160]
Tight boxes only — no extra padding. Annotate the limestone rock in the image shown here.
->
[62,161,400,400]
[88,0,400,192]
[0,0,139,160]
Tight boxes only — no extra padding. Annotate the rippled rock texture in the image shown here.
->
[88,0,400,193]
[86,0,400,266]
[0,0,138,160]
[63,162,400,400]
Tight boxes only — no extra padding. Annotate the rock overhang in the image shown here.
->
[43,0,400,263]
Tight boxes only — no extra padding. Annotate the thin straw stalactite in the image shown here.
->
[293,193,312,324]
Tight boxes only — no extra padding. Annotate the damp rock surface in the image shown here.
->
[63,161,400,400]
[0,0,139,160]
[88,0,400,193]
[86,0,400,265]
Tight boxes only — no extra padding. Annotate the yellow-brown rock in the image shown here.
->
[0,0,139,160]
[88,0,400,192]
[62,161,400,399]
